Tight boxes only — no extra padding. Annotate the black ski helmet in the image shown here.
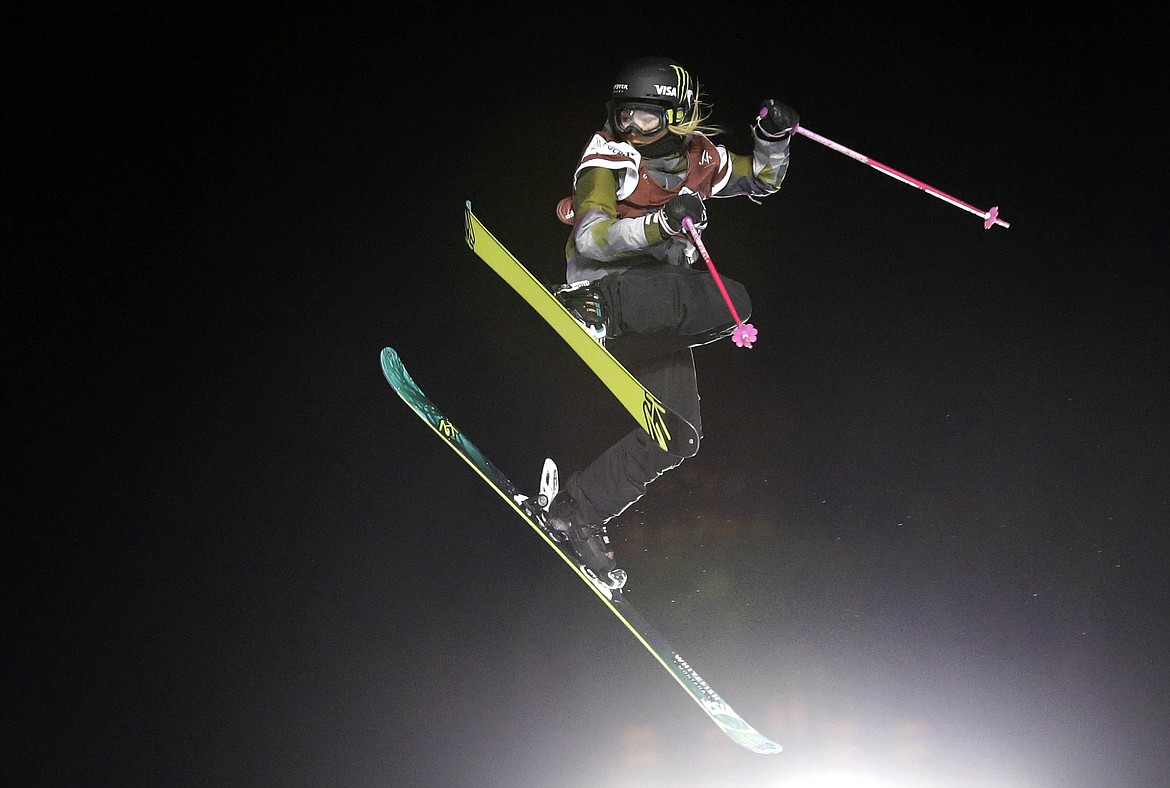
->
[607,57,697,132]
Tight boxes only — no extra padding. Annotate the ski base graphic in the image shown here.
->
[463,201,700,458]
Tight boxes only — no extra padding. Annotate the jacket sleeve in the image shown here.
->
[572,167,669,263]
[711,133,792,199]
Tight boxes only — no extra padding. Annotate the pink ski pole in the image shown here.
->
[682,217,758,348]
[791,124,1010,230]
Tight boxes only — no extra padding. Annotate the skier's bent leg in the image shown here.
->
[600,265,752,347]
[566,428,689,527]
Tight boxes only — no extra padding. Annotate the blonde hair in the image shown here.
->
[668,89,724,137]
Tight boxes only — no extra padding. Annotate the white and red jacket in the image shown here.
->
[565,129,791,282]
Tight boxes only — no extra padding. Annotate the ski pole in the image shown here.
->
[790,124,1010,230]
[682,217,758,348]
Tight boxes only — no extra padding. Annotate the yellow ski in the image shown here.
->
[464,201,699,457]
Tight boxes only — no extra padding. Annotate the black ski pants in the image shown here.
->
[564,264,751,526]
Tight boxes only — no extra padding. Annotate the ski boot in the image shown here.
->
[555,281,608,346]
[545,490,626,589]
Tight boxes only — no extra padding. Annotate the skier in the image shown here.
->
[546,56,797,583]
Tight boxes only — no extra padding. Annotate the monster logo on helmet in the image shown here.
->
[607,57,697,133]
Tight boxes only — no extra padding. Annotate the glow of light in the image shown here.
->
[782,771,895,788]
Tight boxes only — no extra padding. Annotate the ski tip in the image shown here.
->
[719,723,783,754]
[379,347,398,379]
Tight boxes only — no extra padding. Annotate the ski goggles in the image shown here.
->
[614,103,667,135]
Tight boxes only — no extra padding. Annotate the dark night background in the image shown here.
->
[7,7,1168,787]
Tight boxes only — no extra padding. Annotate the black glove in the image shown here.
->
[656,192,708,237]
[755,99,799,140]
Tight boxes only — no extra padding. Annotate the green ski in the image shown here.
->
[381,346,782,754]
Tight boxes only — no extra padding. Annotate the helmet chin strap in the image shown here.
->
[634,132,687,158]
